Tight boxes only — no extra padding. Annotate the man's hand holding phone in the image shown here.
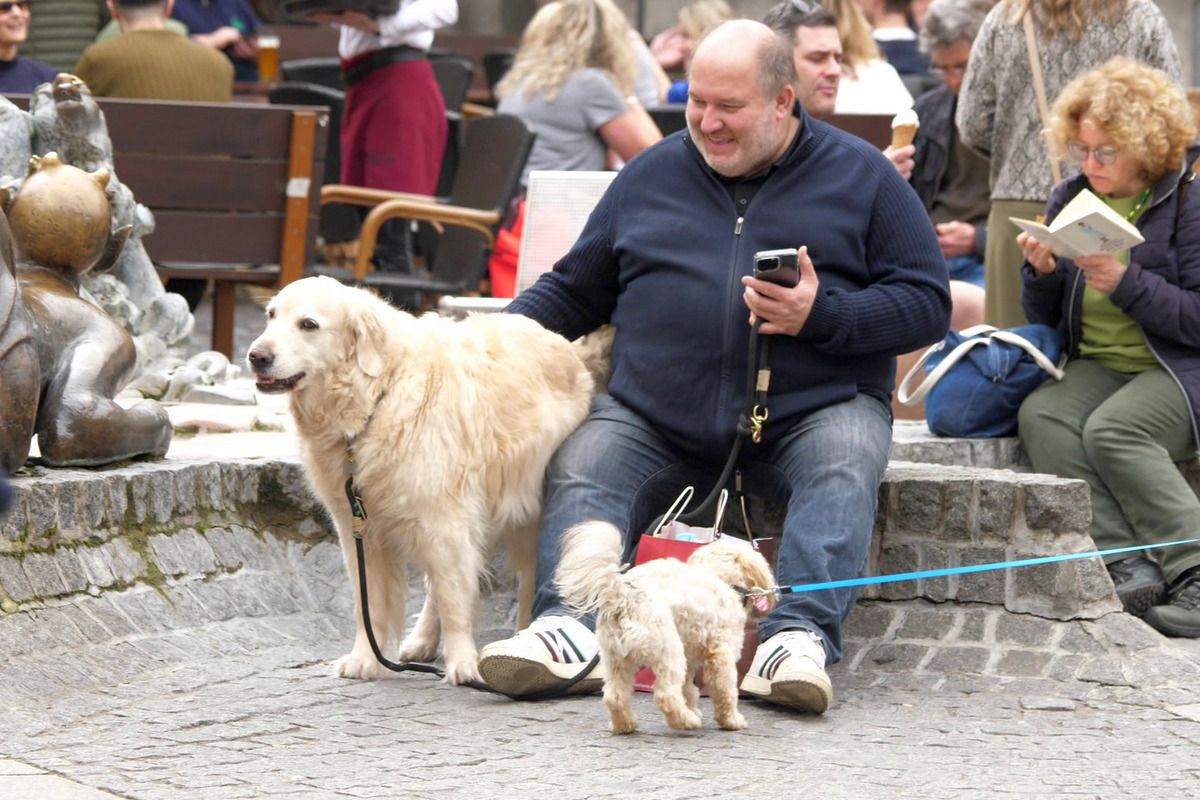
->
[742,246,818,336]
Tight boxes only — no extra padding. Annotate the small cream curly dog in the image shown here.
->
[247,276,598,685]
[556,521,776,734]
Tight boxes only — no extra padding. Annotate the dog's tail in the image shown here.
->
[554,520,626,615]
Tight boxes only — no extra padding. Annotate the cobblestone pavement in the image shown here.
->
[3,585,1200,799]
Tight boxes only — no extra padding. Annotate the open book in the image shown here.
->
[1009,188,1145,259]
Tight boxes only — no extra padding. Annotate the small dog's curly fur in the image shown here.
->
[555,521,776,734]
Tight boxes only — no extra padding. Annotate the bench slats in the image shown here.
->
[148,212,286,264]
[114,156,293,211]
[104,100,297,158]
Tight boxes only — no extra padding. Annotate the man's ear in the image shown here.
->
[775,83,796,119]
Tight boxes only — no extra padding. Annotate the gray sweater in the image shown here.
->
[956,0,1180,203]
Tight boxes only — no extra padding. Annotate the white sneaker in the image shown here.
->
[740,629,833,714]
[478,615,602,698]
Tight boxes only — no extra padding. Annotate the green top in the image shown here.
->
[73,29,233,102]
[1078,191,1158,373]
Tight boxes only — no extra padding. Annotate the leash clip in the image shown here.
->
[343,476,368,538]
[749,404,769,444]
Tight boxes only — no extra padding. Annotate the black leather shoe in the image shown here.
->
[1144,569,1200,638]
[1106,556,1166,617]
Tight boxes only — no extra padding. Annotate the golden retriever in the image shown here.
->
[555,521,776,734]
[247,276,596,685]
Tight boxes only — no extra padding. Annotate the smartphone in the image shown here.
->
[753,248,800,287]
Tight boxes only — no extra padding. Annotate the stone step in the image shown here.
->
[1,455,1115,624]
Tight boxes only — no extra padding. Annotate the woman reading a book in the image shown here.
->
[1016,57,1200,638]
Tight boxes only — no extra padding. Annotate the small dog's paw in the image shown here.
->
[442,658,483,686]
[609,713,638,735]
[718,712,748,731]
[666,708,702,731]
[333,651,388,680]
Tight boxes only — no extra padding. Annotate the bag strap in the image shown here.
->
[897,326,1064,406]
[1175,153,1200,230]
[1022,12,1062,185]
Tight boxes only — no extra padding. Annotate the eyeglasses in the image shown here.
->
[1066,140,1121,166]
[930,64,968,79]
[789,0,820,15]
[0,1,29,12]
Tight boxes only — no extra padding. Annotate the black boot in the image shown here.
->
[1143,567,1200,638]
[1106,556,1166,617]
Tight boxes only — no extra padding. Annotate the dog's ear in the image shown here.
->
[738,550,778,617]
[348,304,386,378]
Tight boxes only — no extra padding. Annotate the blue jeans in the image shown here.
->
[533,392,893,663]
[947,254,985,288]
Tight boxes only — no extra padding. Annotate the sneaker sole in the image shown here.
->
[477,654,602,698]
[740,673,832,714]
[1116,582,1166,618]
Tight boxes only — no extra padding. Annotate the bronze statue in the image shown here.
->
[0,202,37,474]
[0,153,171,471]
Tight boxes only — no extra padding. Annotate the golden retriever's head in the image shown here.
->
[687,539,777,618]
[246,276,392,396]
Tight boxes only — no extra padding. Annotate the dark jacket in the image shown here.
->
[1021,145,1200,448]
[911,85,986,257]
[508,109,950,459]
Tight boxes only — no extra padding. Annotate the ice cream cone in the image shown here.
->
[890,108,920,149]
[891,123,919,149]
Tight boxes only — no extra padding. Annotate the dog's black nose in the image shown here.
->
[247,348,274,370]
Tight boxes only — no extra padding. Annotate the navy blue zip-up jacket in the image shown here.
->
[509,110,951,459]
[1022,146,1200,450]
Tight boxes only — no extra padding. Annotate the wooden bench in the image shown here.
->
[99,98,330,358]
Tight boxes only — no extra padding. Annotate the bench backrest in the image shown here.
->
[4,94,329,287]
[104,98,329,285]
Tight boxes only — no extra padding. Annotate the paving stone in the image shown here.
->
[74,547,116,591]
[955,547,1006,605]
[957,607,992,642]
[924,645,991,675]
[0,556,35,603]
[994,649,1053,678]
[976,481,1018,537]
[845,602,895,639]
[866,642,928,671]
[99,539,145,586]
[21,552,68,599]
[53,549,91,595]
[896,607,957,641]
[994,613,1060,648]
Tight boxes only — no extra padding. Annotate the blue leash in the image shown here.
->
[753,538,1200,596]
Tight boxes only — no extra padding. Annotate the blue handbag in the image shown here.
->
[897,324,1065,438]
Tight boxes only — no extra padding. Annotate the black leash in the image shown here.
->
[649,319,771,531]
[345,475,599,699]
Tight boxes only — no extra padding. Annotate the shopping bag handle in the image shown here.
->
[897,324,1064,406]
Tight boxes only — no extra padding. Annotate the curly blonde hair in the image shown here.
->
[496,0,638,103]
[1048,57,1196,182]
[819,0,881,78]
[1006,0,1125,40]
